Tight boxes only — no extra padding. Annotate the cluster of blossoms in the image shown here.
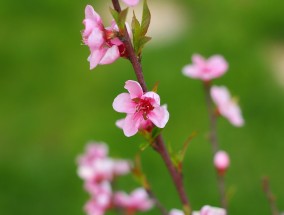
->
[77,142,153,215]
[78,0,248,214]
[182,54,244,127]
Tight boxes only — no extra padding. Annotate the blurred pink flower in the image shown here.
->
[214,151,230,175]
[114,188,154,212]
[182,54,228,81]
[77,143,131,183]
[122,0,140,6]
[192,205,226,215]
[113,80,169,137]
[169,209,185,215]
[82,5,127,69]
[210,86,244,127]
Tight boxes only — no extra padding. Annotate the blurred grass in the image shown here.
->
[1,0,284,214]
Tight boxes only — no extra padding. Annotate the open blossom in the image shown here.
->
[210,86,244,127]
[122,0,140,6]
[82,5,127,69]
[113,80,169,137]
[169,209,185,215]
[182,54,228,81]
[214,151,230,175]
[192,205,226,215]
[77,142,131,183]
[114,188,154,212]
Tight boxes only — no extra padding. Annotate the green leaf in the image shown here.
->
[138,36,152,54]
[139,142,151,151]
[131,12,141,54]
[141,0,151,36]
[151,81,159,93]
[118,8,129,30]
[151,127,163,139]
[109,7,119,24]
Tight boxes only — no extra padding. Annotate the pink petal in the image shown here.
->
[124,80,143,99]
[122,0,140,6]
[169,209,185,215]
[148,105,169,128]
[182,65,200,78]
[210,86,231,106]
[113,93,136,113]
[192,54,206,66]
[87,28,104,48]
[207,55,228,77]
[113,159,131,175]
[131,188,153,211]
[115,118,125,129]
[123,113,141,137]
[226,103,244,127]
[88,48,106,69]
[85,5,102,24]
[114,192,129,207]
[100,46,120,65]
[142,92,160,106]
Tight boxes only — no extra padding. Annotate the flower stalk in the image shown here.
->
[111,0,191,213]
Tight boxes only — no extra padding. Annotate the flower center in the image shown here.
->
[135,98,154,120]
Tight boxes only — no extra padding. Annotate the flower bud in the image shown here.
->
[214,151,230,175]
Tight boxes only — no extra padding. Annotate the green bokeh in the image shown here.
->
[1,0,284,214]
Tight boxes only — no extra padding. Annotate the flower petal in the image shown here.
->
[210,86,231,106]
[124,80,143,99]
[122,0,140,6]
[143,92,160,106]
[182,65,200,78]
[208,55,228,76]
[148,105,169,128]
[87,28,104,48]
[88,48,106,69]
[100,46,120,65]
[115,118,125,129]
[113,93,136,113]
[123,114,141,137]
[85,5,102,24]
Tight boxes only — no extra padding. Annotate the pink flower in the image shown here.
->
[214,151,230,175]
[182,54,228,81]
[122,0,140,6]
[113,80,169,137]
[114,188,154,212]
[169,209,185,215]
[82,5,127,69]
[210,86,244,127]
[192,205,226,215]
[116,118,154,133]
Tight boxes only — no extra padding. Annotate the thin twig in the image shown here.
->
[262,177,280,215]
[111,0,191,213]
[203,81,227,210]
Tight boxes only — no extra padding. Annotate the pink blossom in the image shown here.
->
[214,151,230,175]
[192,205,226,215]
[182,54,228,81]
[77,143,131,183]
[122,0,140,6]
[114,188,154,212]
[116,118,154,133]
[82,5,127,69]
[169,209,185,215]
[113,80,169,137]
[210,86,244,127]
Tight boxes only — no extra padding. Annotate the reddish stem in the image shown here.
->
[262,177,280,215]
[203,81,228,210]
[111,0,191,213]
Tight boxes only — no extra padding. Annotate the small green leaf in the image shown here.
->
[141,0,151,36]
[152,81,159,93]
[109,7,119,23]
[138,36,152,54]
[118,8,129,30]
[139,142,151,151]
[131,12,141,54]
[151,127,163,139]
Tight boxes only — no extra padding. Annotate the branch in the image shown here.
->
[203,81,227,210]
[111,0,191,213]
[262,177,280,215]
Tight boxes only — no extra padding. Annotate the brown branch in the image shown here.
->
[203,81,227,210]
[111,0,191,213]
[262,177,280,215]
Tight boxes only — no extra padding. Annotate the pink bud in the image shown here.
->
[214,151,230,175]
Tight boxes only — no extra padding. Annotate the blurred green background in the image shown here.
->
[1,0,284,214]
